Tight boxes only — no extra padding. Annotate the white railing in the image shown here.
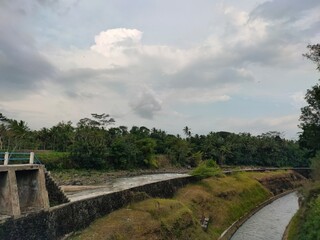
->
[0,152,36,165]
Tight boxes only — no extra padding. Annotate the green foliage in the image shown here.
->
[36,151,73,170]
[166,136,191,166]
[109,136,139,169]
[70,125,108,169]
[188,151,202,167]
[311,152,320,180]
[0,111,310,170]
[287,181,320,240]
[191,159,222,179]
[299,83,320,156]
[303,44,320,71]
[297,197,320,240]
[299,44,320,157]
[136,138,157,168]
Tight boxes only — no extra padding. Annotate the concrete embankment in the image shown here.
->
[219,190,297,240]
[219,171,306,240]
[0,169,308,240]
[67,170,307,240]
[0,175,195,240]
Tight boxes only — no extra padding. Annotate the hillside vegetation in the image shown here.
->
[69,171,297,240]
[0,112,308,170]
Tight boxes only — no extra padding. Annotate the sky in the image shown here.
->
[0,0,319,139]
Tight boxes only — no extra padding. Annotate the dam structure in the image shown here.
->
[0,152,49,218]
[0,152,311,240]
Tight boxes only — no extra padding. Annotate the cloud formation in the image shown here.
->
[0,0,319,138]
[130,87,162,119]
[250,0,320,21]
[0,3,56,100]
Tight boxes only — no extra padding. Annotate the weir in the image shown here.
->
[0,164,311,240]
[0,152,49,216]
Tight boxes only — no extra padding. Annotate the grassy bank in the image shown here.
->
[287,182,320,240]
[68,171,289,240]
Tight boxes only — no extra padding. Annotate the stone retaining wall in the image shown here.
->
[45,171,69,206]
[0,176,196,240]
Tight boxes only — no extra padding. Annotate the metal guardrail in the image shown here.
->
[0,152,41,165]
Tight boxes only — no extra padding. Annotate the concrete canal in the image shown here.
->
[231,192,299,240]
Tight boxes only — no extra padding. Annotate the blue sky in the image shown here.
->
[0,0,319,138]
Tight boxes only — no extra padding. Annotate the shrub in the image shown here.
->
[191,159,222,179]
[36,151,74,170]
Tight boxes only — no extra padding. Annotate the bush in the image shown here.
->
[311,152,320,180]
[191,159,222,179]
[36,151,74,170]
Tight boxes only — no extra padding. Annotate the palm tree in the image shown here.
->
[183,126,192,138]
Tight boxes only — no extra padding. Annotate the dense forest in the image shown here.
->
[0,112,309,170]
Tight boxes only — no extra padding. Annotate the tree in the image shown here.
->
[50,122,74,152]
[299,44,320,155]
[303,44,320,71]
[0,113,8,150]
[183,126,192,138]
[78,113,115,128]
[299,84,320,154]
[70,114,115,169]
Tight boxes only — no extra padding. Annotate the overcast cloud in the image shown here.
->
[0,0,319,138]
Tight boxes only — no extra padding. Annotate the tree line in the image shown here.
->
[0,112,308,169]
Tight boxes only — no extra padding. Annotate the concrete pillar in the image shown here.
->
[0,169,21,216]
[29,152,34,164]
[0,165,49,216]
[37,166,50,209]
[7,169,21,216]
[4,152,9,165]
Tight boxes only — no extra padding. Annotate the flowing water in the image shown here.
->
[65,173,189,202]
[231,192,299,240]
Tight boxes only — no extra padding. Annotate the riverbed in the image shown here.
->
[63,173,190,202]
[231,192,299,240]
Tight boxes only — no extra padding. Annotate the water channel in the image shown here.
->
[64,173,189,202]
[231,192,299,240]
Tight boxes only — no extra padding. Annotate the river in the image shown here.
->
[231,192,299,240]
[64,173,189,202]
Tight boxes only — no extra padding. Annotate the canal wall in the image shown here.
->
[219,170,307,240]
[257,171,306,195]
[0,176,196,240]
[218,190,296,240]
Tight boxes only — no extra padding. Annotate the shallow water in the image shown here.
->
[231,192,299,240]
[66,173,189,201]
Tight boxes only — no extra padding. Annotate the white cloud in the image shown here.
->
[129,86,162,119]
[216,115,299,138]
[90,28,143,67]
[2,0,319,139]
[290,91,306,108]
[166,87,233,104]
[223,6,269,46]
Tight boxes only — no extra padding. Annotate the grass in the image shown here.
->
[287,181,320,240]
[68,171,292,240]
[36,151,73,170]
[191,160,222,179]
[176,172,271,238]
